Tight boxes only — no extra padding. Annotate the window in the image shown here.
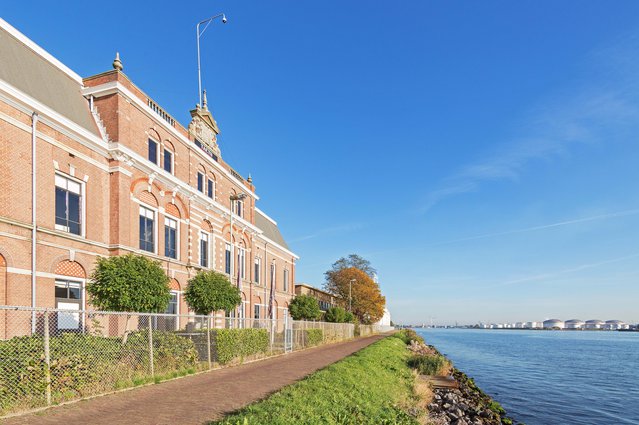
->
[148,139,158,164]
[254,257,261,285]
[225,243,231,274]
[234,199,243,218]
[283,269,289,292]
[254,304,260,320]
[270,263,276,290]
[55,280,81,300]
[167,292,178,314]
[55,174,82,235]
[200,232,209,268]
[207,178,215,199]
[164,217,177,259]
[238,248,246,279]
[197,172,204,192]
[163,149,173,174]
[55,279,82,330]
[139,206,155,252]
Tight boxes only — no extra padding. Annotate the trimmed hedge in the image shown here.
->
[213,328,269,365]
[0,331,198,414]
[304,329,323,347]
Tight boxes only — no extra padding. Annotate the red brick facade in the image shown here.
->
[0,21,297,326]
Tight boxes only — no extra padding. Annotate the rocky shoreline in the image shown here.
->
[423,344,521,425]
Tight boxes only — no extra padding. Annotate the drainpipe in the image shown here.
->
[31,112,38,334]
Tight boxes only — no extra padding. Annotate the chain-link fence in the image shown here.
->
[0,305,372,417]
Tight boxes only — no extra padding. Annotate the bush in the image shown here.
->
[324,306,350,323]
[87,254,171,313]
[304,329,323,346]
[408,354,450,376]
[0,331,198,414]
[394,329,424,345]
[289,295,322,321]
[184,271,241,316]
[213,328,269,365]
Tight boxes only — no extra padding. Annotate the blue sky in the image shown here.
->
[4,1,639,324]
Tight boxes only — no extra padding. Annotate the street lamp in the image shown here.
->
[349,279,356,312]
[229,193,247,317]
[196,13,228,108]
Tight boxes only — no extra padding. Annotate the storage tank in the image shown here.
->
[543,319,564,329]
[565,319,585,330]
[585,319,604,329]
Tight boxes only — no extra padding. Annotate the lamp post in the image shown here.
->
[229,193,247,317]
[196,13,227,108]
[349,279,356,313]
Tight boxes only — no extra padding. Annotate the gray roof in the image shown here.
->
[255,210,289,250]
[0,25,98,135]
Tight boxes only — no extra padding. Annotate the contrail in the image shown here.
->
[428,208,639,246]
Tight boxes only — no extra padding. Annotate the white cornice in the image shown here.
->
[83,81,259,200]
[0,18,83,84]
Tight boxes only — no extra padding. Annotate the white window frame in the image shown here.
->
[254,257,261,285]
[200,231,210,268]
[148,138,159,165]
[163,147,174,174]
[283,268,289,292]
[139,205,157,254]
[238,247,246,280]
[54,277,85,330]
[164,216,179,260]
[225,243,231,275]
[197,172,205,193]
[207,177,216,200]
[54,173,86,238]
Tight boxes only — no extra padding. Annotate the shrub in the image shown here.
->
[304,329,323,346]
[213,328,269,365]
[408,354,451,376]
[289,295,321,321]
[324,306,349,323]
[394,329,424,345]
[87,254,171,313]
[0,331,198,414]
[184,271,241,316]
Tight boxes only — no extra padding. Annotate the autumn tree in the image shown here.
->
[324,267,385,324]
[324,254,377,282]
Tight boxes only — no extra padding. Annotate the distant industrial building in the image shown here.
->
[543,319,565,329]
[564,319,585,330]
[585,319,604,330]
[603,320,629,330]
[524,321,542,329]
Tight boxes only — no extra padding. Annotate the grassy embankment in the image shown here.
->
[214,335,420,425]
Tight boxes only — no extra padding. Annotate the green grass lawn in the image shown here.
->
[213,335,418,425]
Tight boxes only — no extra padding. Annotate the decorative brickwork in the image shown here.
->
[138,190,158,207]
[165,203,181,218]
[54,260,86,278]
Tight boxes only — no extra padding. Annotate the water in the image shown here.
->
[414,328,639,425]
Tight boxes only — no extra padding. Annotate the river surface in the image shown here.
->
[414,328,639,425]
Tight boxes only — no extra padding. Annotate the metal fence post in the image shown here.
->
[43,310,51,406]
[148,317,155,378]
[206,316,212,369]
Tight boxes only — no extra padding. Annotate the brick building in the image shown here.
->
[294,283,339,313]
[0,18,298,335]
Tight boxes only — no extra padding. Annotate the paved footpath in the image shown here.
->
[3,334,387,425]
